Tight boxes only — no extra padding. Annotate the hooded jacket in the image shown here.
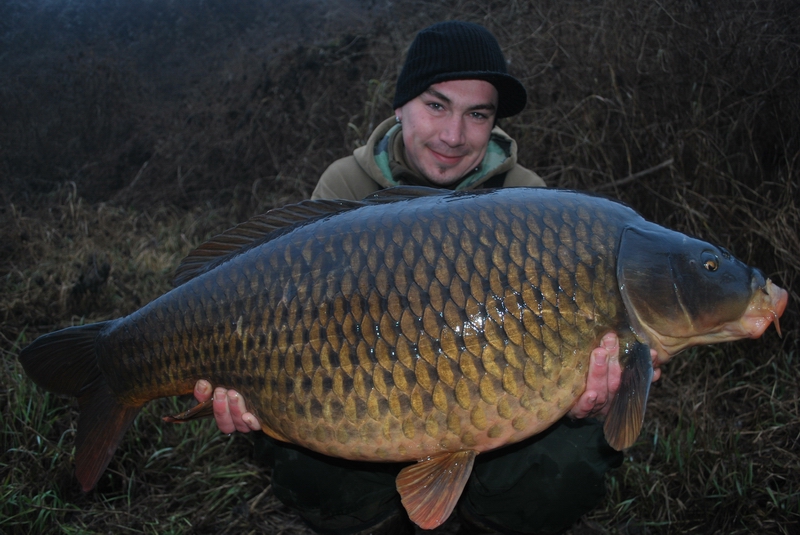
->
[311,117,545,200]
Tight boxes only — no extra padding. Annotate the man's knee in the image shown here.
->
[263,435,407,533]
[460,418,623,534]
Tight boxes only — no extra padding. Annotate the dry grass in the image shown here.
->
[1,0,798,533]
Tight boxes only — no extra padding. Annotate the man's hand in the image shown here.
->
[567,332,661,419]
[197,332,661,433]
[194,380,261,434]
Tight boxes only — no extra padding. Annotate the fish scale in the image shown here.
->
[20,186,786,529]
[99,191,625,461]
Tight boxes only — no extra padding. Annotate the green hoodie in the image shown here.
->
[311,117,545,200]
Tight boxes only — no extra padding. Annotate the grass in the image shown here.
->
[0,192,307,534]
[597,345,800,533]
[1,0,798,533]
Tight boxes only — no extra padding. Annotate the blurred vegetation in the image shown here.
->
[1,0,798,533]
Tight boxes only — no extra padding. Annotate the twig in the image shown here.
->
[128,160,149,191]
[592,158,674,191]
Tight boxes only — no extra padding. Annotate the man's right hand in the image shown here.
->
[194,380,260,434]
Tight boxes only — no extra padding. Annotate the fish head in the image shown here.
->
[617,224,788,363]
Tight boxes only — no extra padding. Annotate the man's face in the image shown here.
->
[395,79,498,186]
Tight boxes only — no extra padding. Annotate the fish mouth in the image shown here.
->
[735,278,788,339]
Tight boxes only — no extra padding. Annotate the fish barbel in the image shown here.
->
[19,187,787,529]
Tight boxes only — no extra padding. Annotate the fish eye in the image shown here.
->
[702,252,719,272]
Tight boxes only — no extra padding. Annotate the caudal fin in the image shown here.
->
[19,322,143,491]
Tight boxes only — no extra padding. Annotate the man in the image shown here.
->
[309,24,539,199]
[195,21,660,535]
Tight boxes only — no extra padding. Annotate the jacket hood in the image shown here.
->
[353,117,521,190]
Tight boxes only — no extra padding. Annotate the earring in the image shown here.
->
[395,116,401,124]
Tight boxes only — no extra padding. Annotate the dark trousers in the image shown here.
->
[255,418,622,534]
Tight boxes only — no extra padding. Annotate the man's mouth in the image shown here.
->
[428,147,466,165]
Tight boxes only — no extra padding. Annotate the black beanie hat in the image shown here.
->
[392,21,527,119]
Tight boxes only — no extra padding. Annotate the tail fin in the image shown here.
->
[19,322,143,491]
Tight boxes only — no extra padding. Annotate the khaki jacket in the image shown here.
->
[311,117,544,200]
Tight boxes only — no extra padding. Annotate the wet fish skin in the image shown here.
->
[100,189,630,460]
[18,187,787,528]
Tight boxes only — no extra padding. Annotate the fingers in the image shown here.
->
[243,413,261,431]
[651,348,662,382]
[196,382,261,434]
[568,343,610,419]
[194,379,212,403]
[568,390,599,419]
[587,343,611,408]
[590,332,619,409]
[213,387,237,434]
[605,333,622,395]
[227,390,260,433]
[568,332,624,419]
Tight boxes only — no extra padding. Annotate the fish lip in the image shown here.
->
[738,278,788,339]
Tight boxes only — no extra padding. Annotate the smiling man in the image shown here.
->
[310,21,544,200]
[196,21,659,535]
[398,79,497,184]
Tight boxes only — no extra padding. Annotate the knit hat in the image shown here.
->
[392,21,527,118]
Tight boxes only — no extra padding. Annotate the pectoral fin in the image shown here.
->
[603,341,654,450]
[396,450,476,530]
[163,399,214,423]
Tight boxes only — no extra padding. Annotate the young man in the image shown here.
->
[195,21,660,535]
[310,22,541,200]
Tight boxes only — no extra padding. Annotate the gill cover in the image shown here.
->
[616,223,757,356]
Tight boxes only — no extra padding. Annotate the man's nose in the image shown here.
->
[439,115,466,146]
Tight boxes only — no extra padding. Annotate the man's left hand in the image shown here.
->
[194,380,260,434]
[567,332,661,419]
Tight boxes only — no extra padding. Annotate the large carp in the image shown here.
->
[19,187,787,529]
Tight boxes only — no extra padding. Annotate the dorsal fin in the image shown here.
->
[172,187,448,286]
[363,185,449,201]
[173,199,363,285]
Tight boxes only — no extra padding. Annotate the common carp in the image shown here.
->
[19,187,787,529]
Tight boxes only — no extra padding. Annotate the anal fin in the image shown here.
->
[259,423,291,443]
[603,341,654,450]
[396,450,476,530]
[163,399,214,423]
